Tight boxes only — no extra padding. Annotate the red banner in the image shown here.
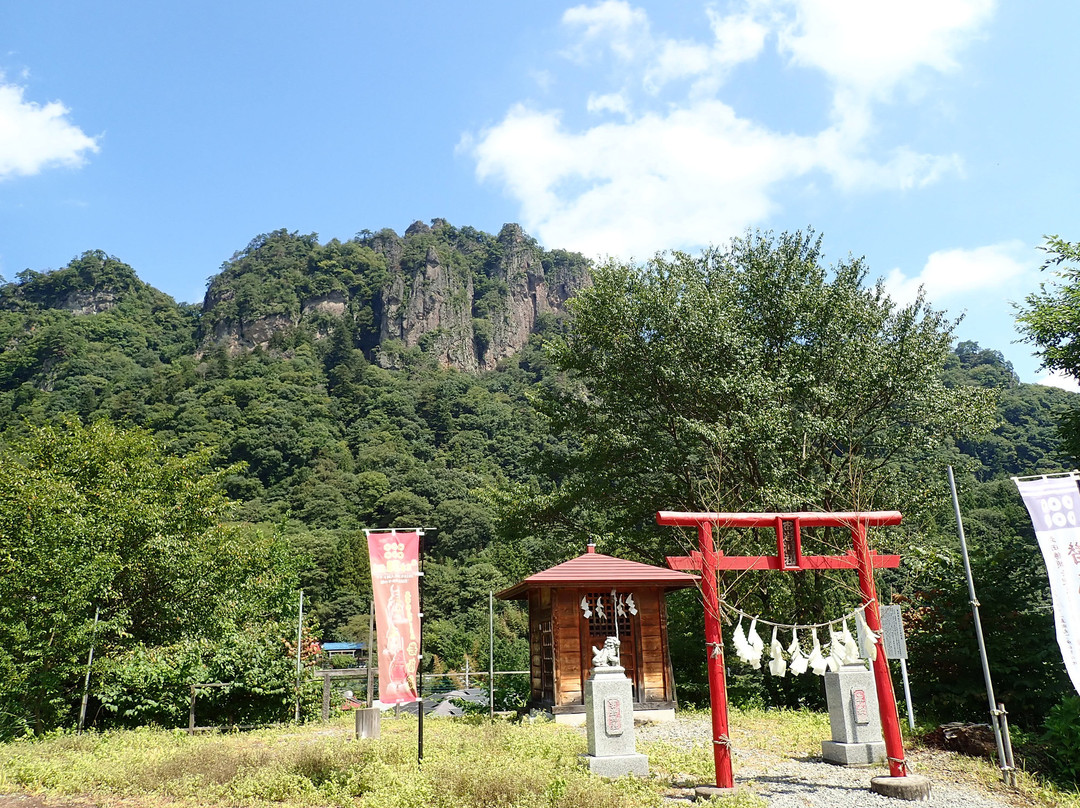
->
[368,530,421,704]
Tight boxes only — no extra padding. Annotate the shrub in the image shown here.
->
[1042,695,1080,784]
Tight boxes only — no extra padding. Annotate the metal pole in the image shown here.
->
[367,599,375,706]
[489,591,495,720]
[998,702,1017,787]
[78,606,100,734]
[418,529,425,766]
[899,657,916,731]
[948,466,1012,783]
[852,520,908,778]
[295,589,304,722]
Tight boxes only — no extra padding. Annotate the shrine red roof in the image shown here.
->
[496,546,699,600]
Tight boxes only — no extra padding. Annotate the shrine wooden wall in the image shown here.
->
[634,588,672,703]
[527,588,552,704]
[526,586,677,712]
[553,590,583,707]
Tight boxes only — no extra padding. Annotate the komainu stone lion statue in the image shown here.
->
[592,635,621,669]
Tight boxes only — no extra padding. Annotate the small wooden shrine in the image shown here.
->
[496,543,698,723]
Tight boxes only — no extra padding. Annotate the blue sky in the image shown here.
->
[2,1,1078,386]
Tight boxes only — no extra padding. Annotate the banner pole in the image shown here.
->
[367,599,375,706]
[899,657,916,731]
[948,466,1011,782]
[295,590,304,722]
[489,591,495,720]
[418,528,425,766]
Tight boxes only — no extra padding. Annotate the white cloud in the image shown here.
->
[466,1,991,259]
[884,241,1030,306]
[530,69,555,92]
[707,8,770,66]
[1036,368,1080,394]
[777,0,995,101]
[473,100,818,259]
[586,92,630,115]
[562,0,651,62]
[0,78,99,181]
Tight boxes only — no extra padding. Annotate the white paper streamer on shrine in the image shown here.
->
[721,601,882,677]
[808,628,827,675]
[788,628,809,675]
[768,626,787,677]
[746,618,764,668]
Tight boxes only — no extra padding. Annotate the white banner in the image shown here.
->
[1014,474,1080,695]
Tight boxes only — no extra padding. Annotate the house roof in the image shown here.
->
[322,642,366,652]
[496,545,699,600]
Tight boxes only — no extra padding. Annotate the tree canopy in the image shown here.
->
[502,230,995,562]
[1017,235,1080,457]
[0,420,302,736]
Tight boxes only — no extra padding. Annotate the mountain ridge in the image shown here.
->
[0,220,592,374]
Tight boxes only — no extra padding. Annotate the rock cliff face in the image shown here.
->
[486,222,581,369]
[374,221,588,371]
[200,221,591,370]
[0,250,141,316]
[378,222,479,370]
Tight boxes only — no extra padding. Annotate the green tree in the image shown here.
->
[0,420,301,735]
[494,230,997,709]
[1017,235,1080,459]
[508,230,993,562]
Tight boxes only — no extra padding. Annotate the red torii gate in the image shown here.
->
[658,510,908,790]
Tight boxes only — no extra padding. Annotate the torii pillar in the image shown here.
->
[658,510,930,801]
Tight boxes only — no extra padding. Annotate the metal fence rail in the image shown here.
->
[312,667,529,721]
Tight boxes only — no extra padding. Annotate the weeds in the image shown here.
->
[1,708,1071,808]
[0,716,655,808]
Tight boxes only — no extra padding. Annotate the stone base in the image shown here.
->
[822,740,886,766]
[870,775,932,801]
[554,707,676,726]
[580,753,650,778]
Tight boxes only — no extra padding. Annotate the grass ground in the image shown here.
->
[0,709,1075,808]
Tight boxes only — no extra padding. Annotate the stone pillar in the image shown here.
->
[822,664,886,766]
[581,665,649,777]
[355,707,381,740]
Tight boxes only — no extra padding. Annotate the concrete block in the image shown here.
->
[821,739,885,766]
[582,664,648,777]
[355,707,380,740]
[580,753,650,778]
[585,668,637,758]
[824,664,883,745]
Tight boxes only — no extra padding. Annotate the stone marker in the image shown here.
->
[355,706,380,739]
[821,663,886,766]
[581,637,649,777]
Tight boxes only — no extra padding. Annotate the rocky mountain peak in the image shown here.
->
[196,221,591,370]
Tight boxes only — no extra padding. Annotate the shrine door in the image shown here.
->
[580,590,638,700]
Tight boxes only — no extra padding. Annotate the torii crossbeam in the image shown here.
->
[658,510,908,790]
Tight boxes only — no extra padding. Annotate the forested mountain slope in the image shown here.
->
[0,221,588,679]
[1,223,1077,736]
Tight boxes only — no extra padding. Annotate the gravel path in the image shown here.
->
[634,716,1024,808]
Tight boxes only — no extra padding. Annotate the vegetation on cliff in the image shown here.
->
[0,223,1075,745]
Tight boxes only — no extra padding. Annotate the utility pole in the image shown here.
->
[948,466,1016,785]
[78,606,100,734]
